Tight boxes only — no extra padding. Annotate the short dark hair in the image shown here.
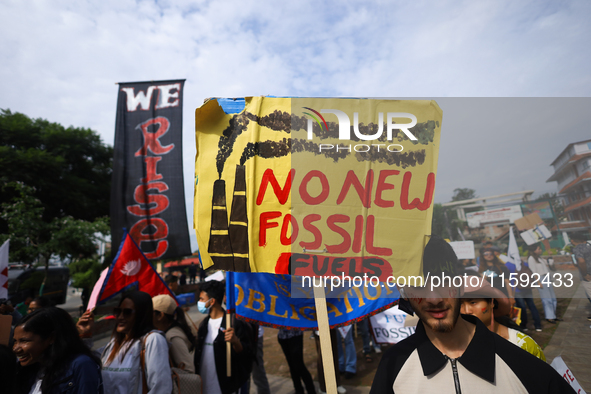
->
[31,296,51,308]
[528,244,541,254]
[199,280,225,305]
[423,235,461,277]
[165,274,178,284]
[570,232,587,242]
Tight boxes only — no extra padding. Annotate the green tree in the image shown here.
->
[51,216,109,264]
[451,188,477,202]
[1,181,109,286]
[432,203,450,239]
[0,182,52,264]
[0,109,112,268]
[432,188,480,241]
[69,258,103,290]
[0,109,113,228]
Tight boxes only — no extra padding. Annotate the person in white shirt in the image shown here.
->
[193,280,253,394]
[98,291,172,394]
[527,244,559,323]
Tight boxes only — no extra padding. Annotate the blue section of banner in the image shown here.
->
[228,272,398,330]
[216,98,245,114]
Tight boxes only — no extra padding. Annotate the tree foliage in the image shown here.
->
[0,109,113,229]
[69,258,103,290]
[0,109,112,267]
[0,182,110,265]
[0,182,50,264]
[432,188,480,241]
[431,203,450,239]
[451,188,477,202]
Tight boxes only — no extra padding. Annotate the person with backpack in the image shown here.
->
[152,294,196,373]
[99,291,172,394]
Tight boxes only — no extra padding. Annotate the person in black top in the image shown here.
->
[193,280,253,394]
[370,235,574,394]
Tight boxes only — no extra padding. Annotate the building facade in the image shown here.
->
[547,139,591,231]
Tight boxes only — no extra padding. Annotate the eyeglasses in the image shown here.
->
[483,252,493,256]
[113,307,135,318]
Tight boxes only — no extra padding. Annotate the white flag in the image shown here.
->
[337,324,352,339]
[508,227,521,271]
[0,240,9,299]
[550,357,587,394]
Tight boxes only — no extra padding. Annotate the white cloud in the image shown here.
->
[1,0,590,241]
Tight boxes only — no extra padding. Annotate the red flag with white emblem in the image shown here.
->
[94,230,176,306]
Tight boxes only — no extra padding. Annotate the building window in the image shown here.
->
[588,142,591,150]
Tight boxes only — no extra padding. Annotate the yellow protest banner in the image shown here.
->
[194,97,442,281]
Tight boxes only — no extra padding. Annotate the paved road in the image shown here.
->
[544,280,591,392]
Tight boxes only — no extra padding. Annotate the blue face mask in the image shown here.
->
[197,300,211,314]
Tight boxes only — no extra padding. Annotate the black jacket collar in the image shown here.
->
[415,314,496,383]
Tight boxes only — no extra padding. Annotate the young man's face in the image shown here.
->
[405,280,462,333]
[199,291,214,305]
[461,298,492,325]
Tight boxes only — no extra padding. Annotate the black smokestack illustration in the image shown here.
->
[207,180,235,270]
[229,165,250,272]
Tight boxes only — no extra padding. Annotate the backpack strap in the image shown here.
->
[140,332,156,394]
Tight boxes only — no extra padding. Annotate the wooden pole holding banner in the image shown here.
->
[313,283,338,394]
[227,311,232,377]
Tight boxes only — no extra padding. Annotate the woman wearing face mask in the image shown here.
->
[13,307,103,394]
[98,291,172,394]
[152,294,196,373]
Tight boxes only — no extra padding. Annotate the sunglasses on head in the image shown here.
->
[113,307,135,318]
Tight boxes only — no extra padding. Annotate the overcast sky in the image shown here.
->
[2,0,590,249]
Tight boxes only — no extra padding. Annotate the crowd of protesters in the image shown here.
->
[1,232,589,394]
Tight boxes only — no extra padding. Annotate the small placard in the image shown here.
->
[0,314,13,346]
[449,241,475,259]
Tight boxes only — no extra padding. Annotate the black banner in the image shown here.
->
[110,79,191,260]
